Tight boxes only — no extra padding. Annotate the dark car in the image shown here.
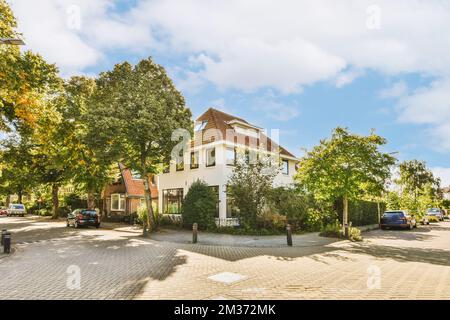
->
[381,210,417,230]
[67,209,100,229]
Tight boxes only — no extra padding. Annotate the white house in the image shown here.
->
[157,108,299,225]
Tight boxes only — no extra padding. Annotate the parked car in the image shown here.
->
[6,203,27,217]
[0,206,7,215]
[426,208,444,221]
[381,210,417,230]
[67,209,100,229]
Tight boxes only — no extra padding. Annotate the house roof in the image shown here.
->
[118,163,158,198]
[442,186,450,193]
[194,108,297,159]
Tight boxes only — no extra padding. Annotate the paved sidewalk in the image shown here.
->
[152,228,338,247]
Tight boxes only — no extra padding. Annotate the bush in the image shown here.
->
[137,205,148,225]
[37,208,51,216]
[182,180,216,230]
[428,215,439,223]
[335,199,384,226]
[319,220,363,242]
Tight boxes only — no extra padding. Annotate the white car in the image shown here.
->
[426,208,444,221]
[6,204,27,217]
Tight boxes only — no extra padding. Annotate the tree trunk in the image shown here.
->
[18,189,23,204]
[144,174,156,234]
[51,184,59,219]
[87,191,95,209]
[343,195,349,237]
[6,194,11,207]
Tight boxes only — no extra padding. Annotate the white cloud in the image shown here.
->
[10,0,450,90]
[379,81,408,98]
[431,167,450,187]
[396,79,450,151]
[335,69,364,88]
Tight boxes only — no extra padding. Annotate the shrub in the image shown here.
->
[335,199,384,226]
[137,205,148,225]
[319,220,363,242]
[37,208,51,216]
[182,180,216,230]
[258,206,287,231]
[428,215,439,223]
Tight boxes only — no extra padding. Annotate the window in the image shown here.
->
[194,120,208,131]
[209,185,220,217]
[226,147,236,166]
[206,147,216,167]
[176,149,184,171]
[131,170,142,179]
[190,151,199,169]
[162,189,184,214]
[281,159,289,175]
[111,193,125,211]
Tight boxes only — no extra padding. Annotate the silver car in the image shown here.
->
[6,204,27,217]
[426,208,444,221]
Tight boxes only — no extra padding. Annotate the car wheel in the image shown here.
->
[66,221,70,227]
[96,223,100,229]
[74,221,78,229]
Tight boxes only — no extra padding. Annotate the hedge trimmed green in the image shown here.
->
[335,199,385,226]
[182,180,216,230]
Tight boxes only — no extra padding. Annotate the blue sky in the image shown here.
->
[9,0,450,185]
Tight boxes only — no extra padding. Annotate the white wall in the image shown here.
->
[157,142,297,219]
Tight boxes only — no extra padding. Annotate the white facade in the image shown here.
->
[157,139,298,220]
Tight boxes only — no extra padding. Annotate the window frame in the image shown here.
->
[162,188,184,214]
[206,147,216,167]
[190,151,199,169]
[111,193,126,211]
[281,159,289,175]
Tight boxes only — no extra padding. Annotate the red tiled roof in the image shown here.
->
[194,108,297,159]
[118,163,158,198]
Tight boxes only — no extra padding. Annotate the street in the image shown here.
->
[1,216,450,300]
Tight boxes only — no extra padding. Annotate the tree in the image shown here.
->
[182,180,216,230]
[397,160,441,206]
[295,127,396,235]
[57,76,114,209]
[227,152,279,228]
[1,0,61,132]
[0,135,36,204]
[87,58,192,232]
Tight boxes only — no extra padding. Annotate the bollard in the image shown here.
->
[3,232,11,254]
[1,229,6,246]
[286,224,293,246]
[192,223,198,244]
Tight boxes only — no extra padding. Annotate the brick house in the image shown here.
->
[103,163,158,218]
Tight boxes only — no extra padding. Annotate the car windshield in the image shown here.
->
[427,208,440,213]
[383,211,404,218]
[81,210,97,215]
[12,204,24,209]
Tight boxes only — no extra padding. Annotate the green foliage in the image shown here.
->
[428,215,439,223]
[296,127,396,202]
[335,199,384,226]
[87,57,192,231]
[320,220,363,242]
[443,199,450,209]
[182,180,216,230]
[227,154,279,228]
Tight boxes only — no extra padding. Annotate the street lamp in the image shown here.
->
[0,38,25,45]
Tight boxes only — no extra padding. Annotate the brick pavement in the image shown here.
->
[1,216,450,300]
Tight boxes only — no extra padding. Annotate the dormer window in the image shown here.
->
[194,120,208,132]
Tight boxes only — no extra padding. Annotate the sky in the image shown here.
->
[8,0,450,186]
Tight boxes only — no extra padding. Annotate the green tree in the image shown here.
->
[0,0,61,132]
[87,58,192,232]
[397,160,441,210]
[227,152,279,228]
[182,180,216,230]
[295,127,396,235]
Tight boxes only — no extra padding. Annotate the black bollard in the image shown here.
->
[3,232,11,254]
[286,224,293,246]
[1,229,6,246]
[192,223,198,244]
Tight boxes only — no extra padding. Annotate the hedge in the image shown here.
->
[335,199,385,227]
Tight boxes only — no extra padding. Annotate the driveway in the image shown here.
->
[1,215,450,299]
